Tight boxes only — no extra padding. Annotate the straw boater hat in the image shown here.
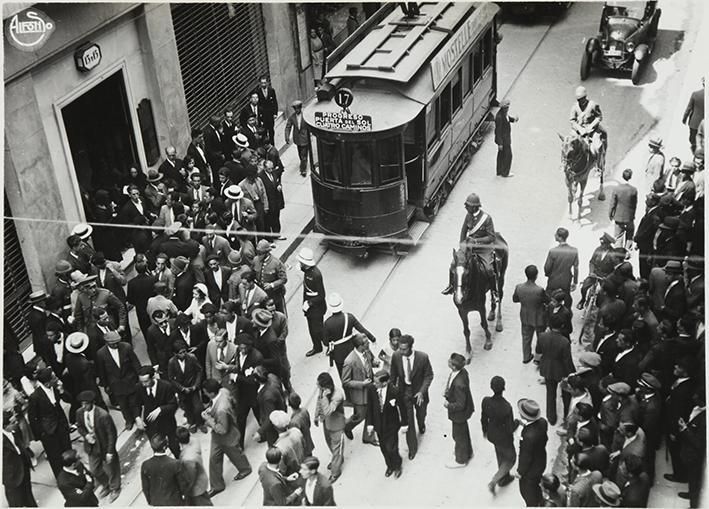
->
[224,185,244,201]
[147,169,163,183]
[227,250,243,266]
[55,260,73,275]
[327,293,344,313]
[65,332,90,354]
[28,290,47,303]
[297,247,316,267]
[233,133,249,149]
[269,410,290,429]
[165,221,182,237]
[648,137,663,149]
[71,223,93,240]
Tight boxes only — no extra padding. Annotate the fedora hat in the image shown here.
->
[517,398,541,421]
[227,250,243,266]
[71,273,97,288]
[71,223,93,240]
[55,260,73,275]
[327,293,344,313]
[648,137,663,149]
[103,330,121,344]
[592,481,621,507]
[256,239,275,253]
[637,372,661,391]
[224,185,244,200]
[28,290,47,303]
[65,332,90,354]
[252,309,273,329]
[599,232,615,244]
[171,256,189,273]
[165,221,182,236]
[147,169,163,183]
[578,351,601,368]
[680,161,696,173]
[607,382,631,396]
[297,247,316,267]
[663,260,683,273]
[233,133,249,149]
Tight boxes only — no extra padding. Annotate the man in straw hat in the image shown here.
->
[592,480,621,507]
[285,99,311,176]
[270,410,305,476]
[516,398,548,506]
[65,332,105,410]
[646,137,665,185]
[253,240,288,315]
[95,330,141,431]
[298,247,327,357]
[224,184,257,235]
[76,390,121,502]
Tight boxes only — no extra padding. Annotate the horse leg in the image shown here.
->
[567,180,575,218]
[479,307,492,350]
[458,307,472,363]
[487,295,496,322]
[577,177,587,221]
[495,289,504,333]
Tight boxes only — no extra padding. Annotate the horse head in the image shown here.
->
[452,247,468,305]
[559,132,588,176]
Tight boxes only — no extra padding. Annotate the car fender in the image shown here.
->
[634,43,649,62]
[585,37,600,54]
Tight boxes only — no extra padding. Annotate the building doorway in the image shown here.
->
[62,70,139,219]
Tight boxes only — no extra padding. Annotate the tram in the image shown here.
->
[303,2,501,257]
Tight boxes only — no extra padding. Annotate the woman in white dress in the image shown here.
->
[184,283,211,324]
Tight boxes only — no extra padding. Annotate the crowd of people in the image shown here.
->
[1,73,704,509]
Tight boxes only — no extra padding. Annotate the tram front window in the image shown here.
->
[378,136,401,184]
[350,142,373,186]
[320,139,343,184]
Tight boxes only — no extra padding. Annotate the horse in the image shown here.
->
[451,234,509,362]
[559,131,607,220]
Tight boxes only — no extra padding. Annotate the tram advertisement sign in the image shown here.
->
[5,8,55,52]
[314,111,372,132]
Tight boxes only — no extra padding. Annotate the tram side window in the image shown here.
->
[438,82,452,131]
[472,40,483,86]
[482,28,492,72]
[463,55,472,97]
[426,102,438,148]
[350,142,373,186]
[320,139,343,184]
[378,136,402,184]
[452,68,463,114]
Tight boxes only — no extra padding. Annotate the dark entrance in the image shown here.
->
[62,70,139,218]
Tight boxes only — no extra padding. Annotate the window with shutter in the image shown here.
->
[3,195,32,349]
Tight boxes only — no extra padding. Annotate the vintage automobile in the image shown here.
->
[580,1,661,84]
[497,2,571,19]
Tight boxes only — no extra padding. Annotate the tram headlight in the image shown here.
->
[625,41,635,52]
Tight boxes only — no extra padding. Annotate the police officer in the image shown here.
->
[570,86,607,149]
[442,193,496,295]
[252,240,288,316]
[298,248,327,357]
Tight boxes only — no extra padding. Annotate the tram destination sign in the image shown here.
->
[314,111,372,132]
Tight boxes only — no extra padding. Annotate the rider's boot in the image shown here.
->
[441,266,454,295]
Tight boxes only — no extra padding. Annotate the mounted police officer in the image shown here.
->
[570,86,607,153]
[442,193,497,295]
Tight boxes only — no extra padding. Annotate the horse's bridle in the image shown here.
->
[562,139,590,175]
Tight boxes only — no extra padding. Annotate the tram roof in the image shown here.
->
[325,2,496,84]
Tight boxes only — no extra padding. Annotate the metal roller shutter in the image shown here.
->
[3,195,32,348]
[171,3,271,131]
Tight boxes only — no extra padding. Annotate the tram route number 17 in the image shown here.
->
[334,88,354,109]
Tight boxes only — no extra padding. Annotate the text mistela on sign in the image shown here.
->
[314,111,373,132]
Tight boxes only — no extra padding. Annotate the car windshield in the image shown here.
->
[605,2,647,20]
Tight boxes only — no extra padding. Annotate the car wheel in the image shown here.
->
[631,59,642,85]
[580,50,591,81]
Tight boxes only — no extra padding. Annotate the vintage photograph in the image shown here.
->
[2,1,706,507]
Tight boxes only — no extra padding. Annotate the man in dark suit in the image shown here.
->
[612,329,642,388]
[664,358,697,484]
[158,146,183,183]
[481,376,517,493]
[95,331,141,431]
[494,99,518,177]
[136,365,180,459]
[389,334,434,460]
[141,434,188,506]
[56,450,99,507]
[544,227,579,304]
[662,266,687,320]
[512,265,549,363]
[159,225,200,262]
[260,160,285,237]
[240,93,264,131]
[258,448,301,506]
[366,370,404,477]
[341,334,377,445]
[167,340,205,433]
[28,291,51,364]
[517,398,548,507]
[65,333,104,408]
[171,313,210,374]
[678,389,705,507]
[126,261,157,340]
[204,254,231,307]
[171,256,197,312]
[76,390,121,502]
[119,185,155,226]
[254,368,286,447]
[284,100,311,176]
[297,456,335,506]
[609,169,638,249]
[682,78,704,152]
[242,114,263,150]
[634,194,663,278]
[444,353,475,468]
[145,310,175,377]
[255,76,278,145]
[204,116,225,184]
[89,254,126,305]
[201,378,253,497]
[27,367,72,478]
[535,314,575,425]
[186,129,210,184]
[221,110,237,156]
[3,410,37,507]
[232,335,265,449]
